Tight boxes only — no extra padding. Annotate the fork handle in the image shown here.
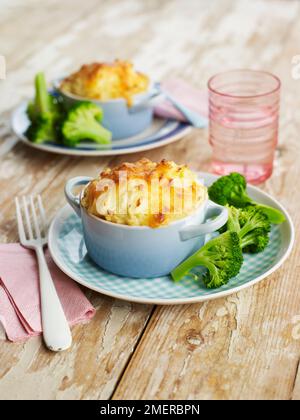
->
[36,246,72,352]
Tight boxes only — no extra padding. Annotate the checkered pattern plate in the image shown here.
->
[48,173,294,305]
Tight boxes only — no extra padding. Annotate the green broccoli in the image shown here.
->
[208,173,285,224]
[25,116,56,144]
[223,205,271,253]
[26,72,62,143]
[61,102,112,147]
[171,231,243,289]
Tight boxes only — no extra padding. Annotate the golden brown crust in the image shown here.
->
[60,60,149,106]
[82,158,207,228]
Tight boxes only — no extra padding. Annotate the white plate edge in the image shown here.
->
[11,101,192,157]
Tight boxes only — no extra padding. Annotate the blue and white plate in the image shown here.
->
[11,101,192,156]
[48,173,294,305]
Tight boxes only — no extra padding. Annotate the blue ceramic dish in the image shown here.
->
[64,176,228,278]
[53,78,160,140]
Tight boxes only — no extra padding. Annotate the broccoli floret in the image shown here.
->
[61,102,112,147]
[208,172,247,207]
[208,173,285,224]
[171,231,243,289]
[25,74,112,147]
[25,115,56,144]
[223,205,271,253]
[242,228,270,253]
[238,206,271,253]
[26,72,62,143]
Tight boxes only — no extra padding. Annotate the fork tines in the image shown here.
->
[15,195,48,244]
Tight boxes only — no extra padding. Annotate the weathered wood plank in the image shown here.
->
[0,145,155,400]
[0,0,299,401]
[0,297,152,400]
[112,0,300,400]
[0,0,158,400]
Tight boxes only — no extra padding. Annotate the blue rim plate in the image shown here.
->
[11,101,192,157]
[48,173,295,305]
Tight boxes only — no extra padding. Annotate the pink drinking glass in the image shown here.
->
[208,70,281,184]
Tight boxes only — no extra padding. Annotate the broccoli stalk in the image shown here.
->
[61,102,112,147]
[171,231,243,288]
[33,72,52,119]
[224,205,241,233]
[26,72,61,143]
[208,173,285,224]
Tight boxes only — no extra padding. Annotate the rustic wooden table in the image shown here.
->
[0,0,299,401]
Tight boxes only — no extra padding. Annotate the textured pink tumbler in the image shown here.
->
[208,70,281,184]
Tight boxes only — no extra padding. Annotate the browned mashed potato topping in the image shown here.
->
[81,158,207,228]
[60,60,149,106]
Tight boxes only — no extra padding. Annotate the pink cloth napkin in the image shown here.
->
[0,243,96,342]
[154,77,208,122]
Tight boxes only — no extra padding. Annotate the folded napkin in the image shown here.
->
[154,77,208,122]
[0,243,96,342]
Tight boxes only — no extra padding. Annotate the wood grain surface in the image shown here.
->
[0,0,299,400]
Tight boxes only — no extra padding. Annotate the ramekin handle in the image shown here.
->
[64,176,92,217]
[129,84,162,113]
[179,201,228,241]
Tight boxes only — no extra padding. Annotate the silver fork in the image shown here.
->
[15,195,72,352]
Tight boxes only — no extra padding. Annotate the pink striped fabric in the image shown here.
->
[0,243,95,342]
[154,77,208,121]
